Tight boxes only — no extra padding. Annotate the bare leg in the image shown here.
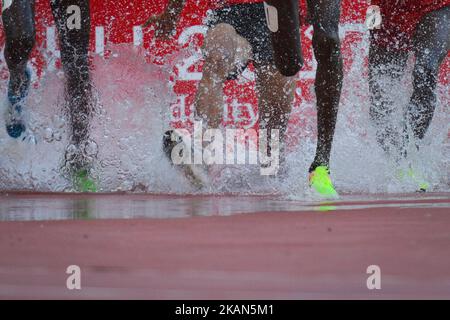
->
[408,6,450,142]
[307,0,343,172]
[368,45,408,157]
[2,0,35,98]
[162,23,252,187]
[255,63,295,157]
[195,23,252,128]
[369,6,449,160]
[50,0,93,171]
[197,23,295,171]
[2,0,35,138]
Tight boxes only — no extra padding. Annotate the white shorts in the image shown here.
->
[2,0,13,13]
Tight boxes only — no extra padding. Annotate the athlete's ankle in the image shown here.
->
[8,67,31,103]
[309,160,330,173]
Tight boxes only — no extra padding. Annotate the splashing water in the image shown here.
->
[0,39,448,195]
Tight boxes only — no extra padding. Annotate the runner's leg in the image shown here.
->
[255,64,295,160]
[368,45,408,157]
[50,0,92,149]
[407,6,450,142]
[307,0,343,172]
[2,0,35,99]
[195,23,252,128]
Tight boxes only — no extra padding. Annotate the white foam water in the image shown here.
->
[0,42,448,196]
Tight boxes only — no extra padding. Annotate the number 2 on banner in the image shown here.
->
[177,26,207,81]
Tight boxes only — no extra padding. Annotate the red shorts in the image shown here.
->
[372,0,450,50]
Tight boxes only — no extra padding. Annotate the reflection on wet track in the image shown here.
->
[1,192,449,221]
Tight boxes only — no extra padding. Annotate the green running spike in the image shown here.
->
[309,166,339,199]
[74,169,97,193]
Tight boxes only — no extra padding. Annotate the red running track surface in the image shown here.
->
[0,192,449,299]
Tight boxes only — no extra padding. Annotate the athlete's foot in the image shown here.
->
[5,68,31,138]
[64,141,98,192]
[308,166,339,199]
[163,129,209,189]
[5,104,26,138]
[73,168,97,193]
[396,166,429,192]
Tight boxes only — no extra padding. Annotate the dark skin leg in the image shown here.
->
[2,0,36,99]
[307,0,343,173]
[368,46,408,157]
[369,6,449,159]
[408,6,450,142]
[51,1,96,191]
[50,0,93,170]
[4,0,93,170]
[255,63,295,160]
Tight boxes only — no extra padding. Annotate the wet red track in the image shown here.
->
[0,192,449,299]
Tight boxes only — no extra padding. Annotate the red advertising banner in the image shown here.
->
[0,0,448,138]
